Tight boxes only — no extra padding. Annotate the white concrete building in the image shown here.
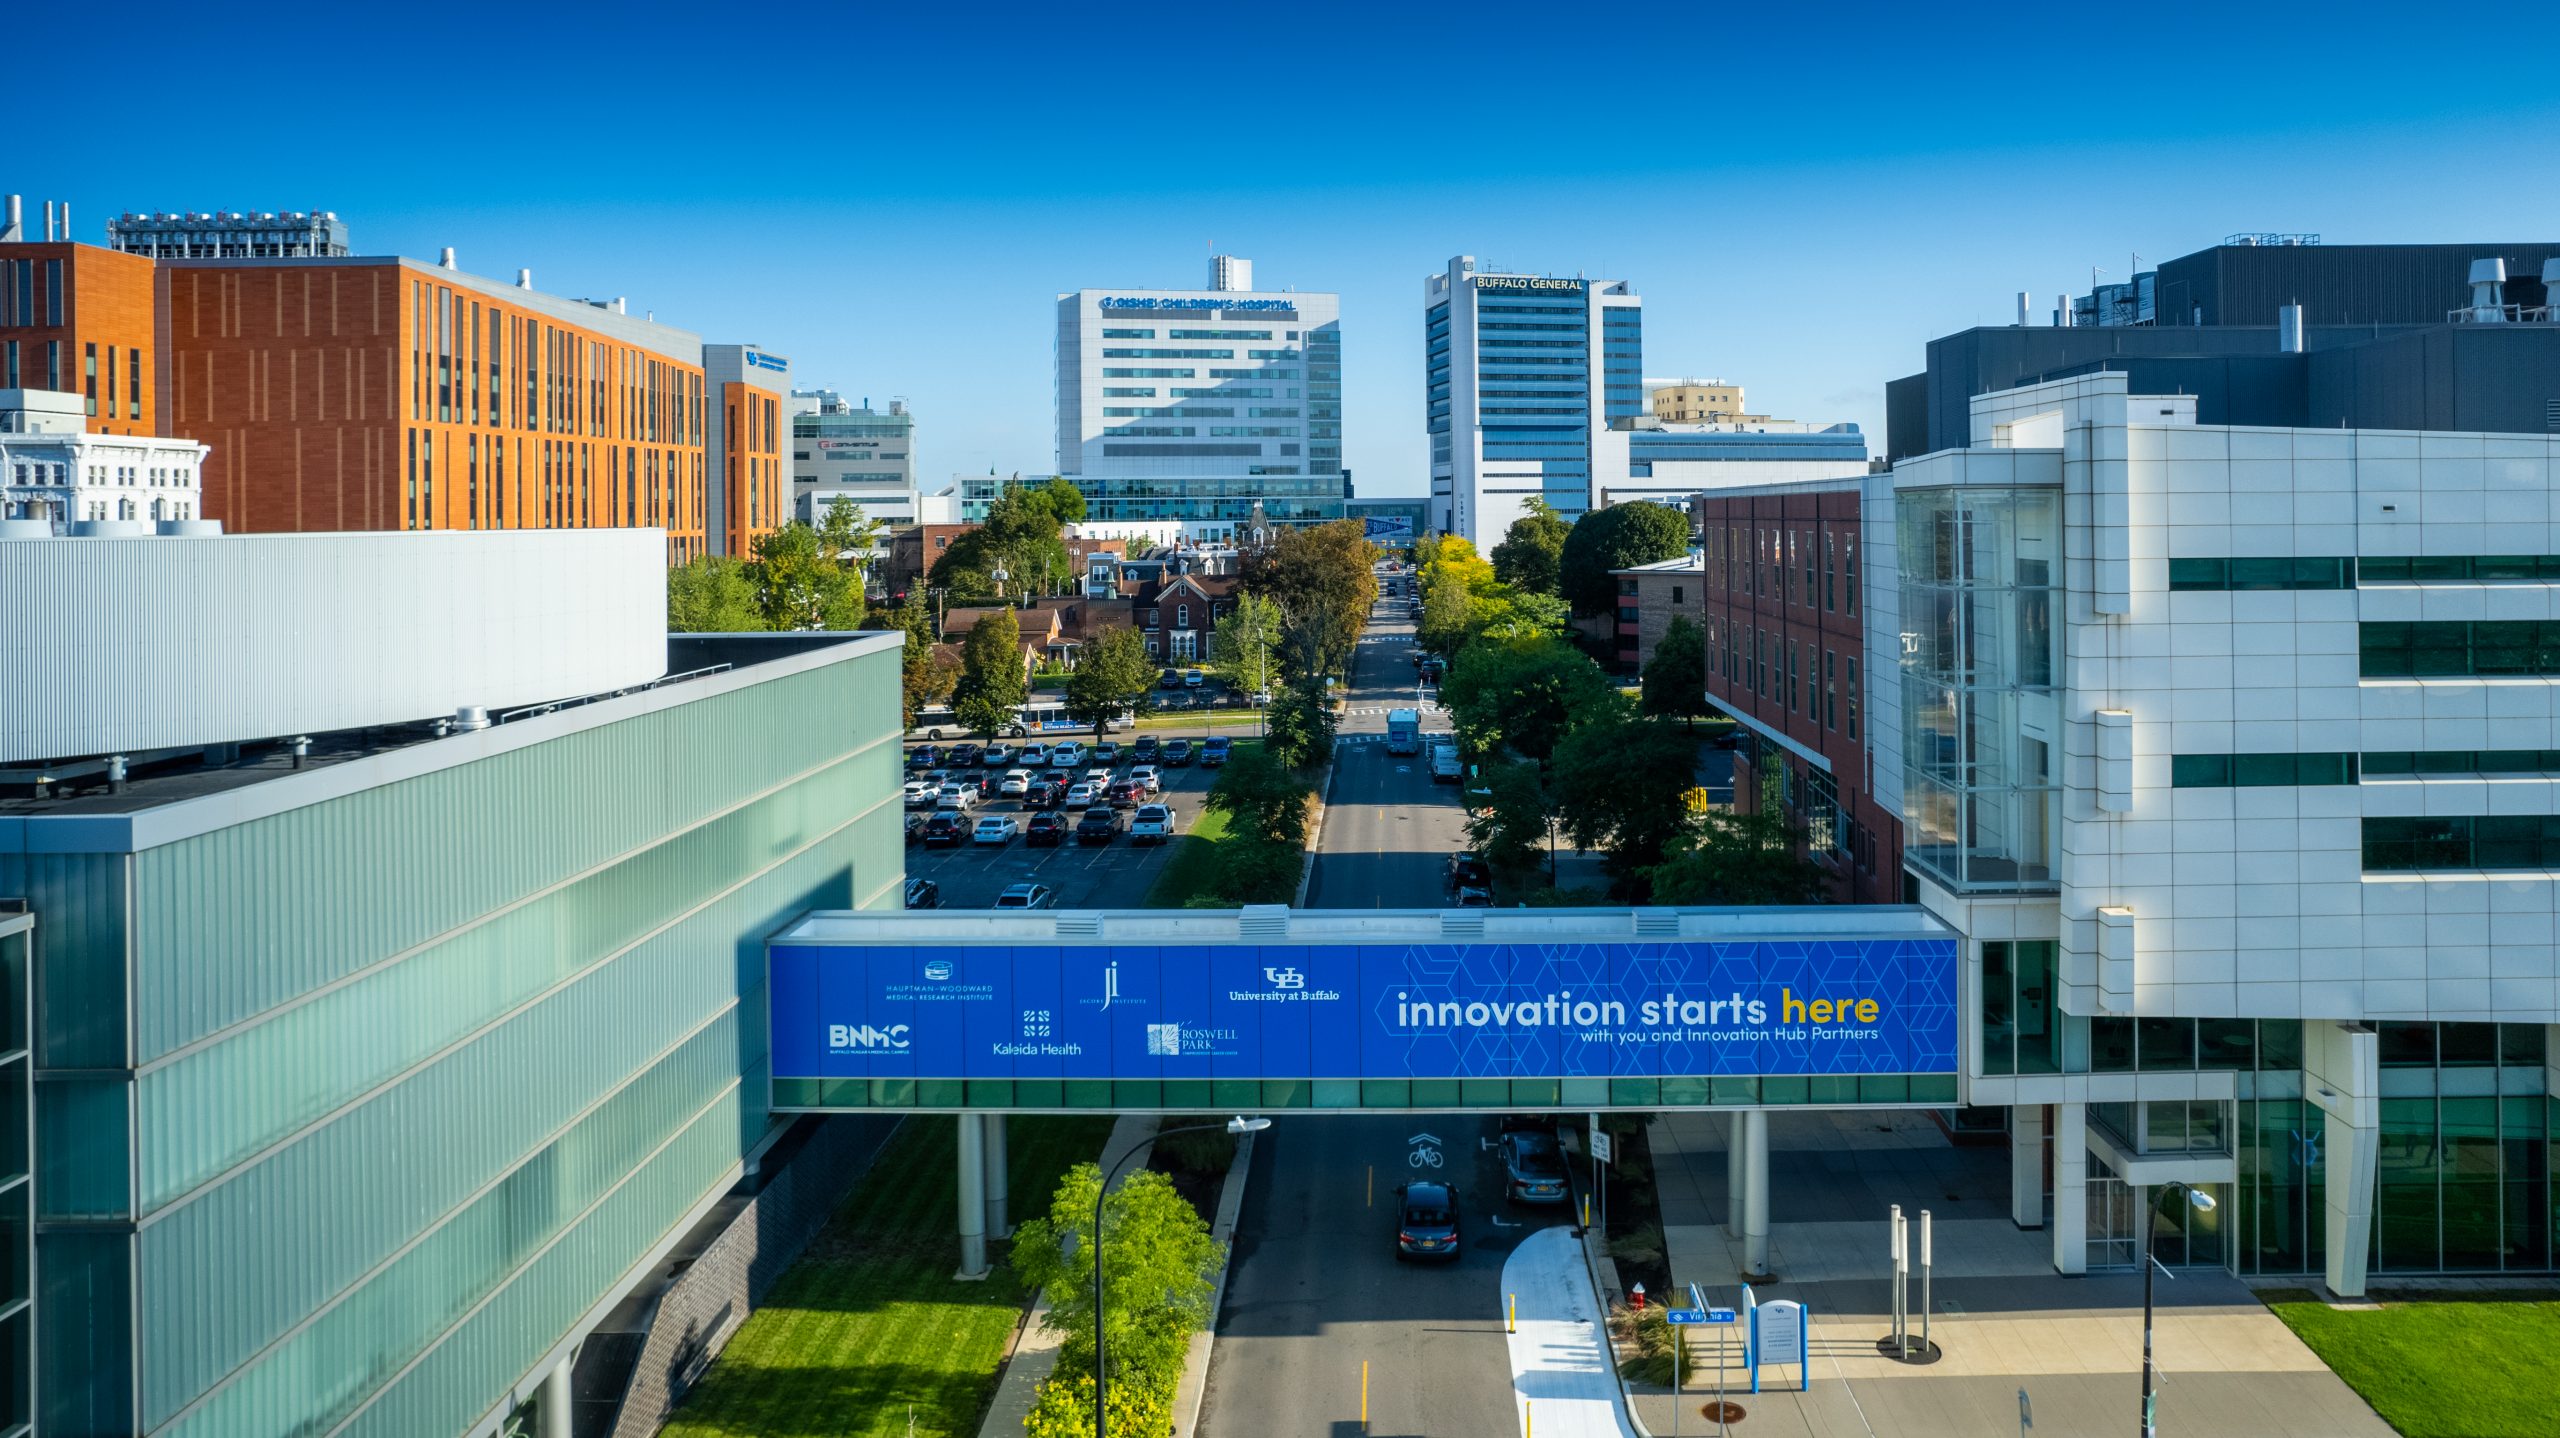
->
[0,388,209,535]
[1867,369,2560,1293]
[1056,257,1343,527]
[791,391,922,525]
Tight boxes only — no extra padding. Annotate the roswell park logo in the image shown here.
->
[1227,965,1342,1002]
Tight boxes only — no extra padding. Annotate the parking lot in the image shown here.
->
[900,728,1240,909]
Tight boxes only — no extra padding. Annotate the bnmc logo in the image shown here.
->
[828,1023,911,1053]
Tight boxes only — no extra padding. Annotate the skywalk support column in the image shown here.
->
[956,1113,990,1279]
[2010,1103,2045,1229]
[985,1112,1012,1239]
[2308,1021,2380,1298]
[2050,1101,2087,1275]
[538,1354,572,1438]
[1739,1108,1771,1280]
[1725,1112,1745,1238]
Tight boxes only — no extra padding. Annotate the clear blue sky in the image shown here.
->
[24,1,2560,495]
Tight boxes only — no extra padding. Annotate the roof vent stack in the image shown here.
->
[516,268,533,289]
[2278,303,2305,353]
[2466,258,2509,323]
[2016,291,2031,327]
[439,247,458,270]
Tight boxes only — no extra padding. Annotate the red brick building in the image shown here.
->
[1697,480,1902,904]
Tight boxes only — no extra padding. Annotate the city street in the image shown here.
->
[1199,574,1532,1438]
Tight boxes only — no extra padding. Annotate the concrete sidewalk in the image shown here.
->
[1503,1225,1639,1438]
[1631,1111,2393,1438]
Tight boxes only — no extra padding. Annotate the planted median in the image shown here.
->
[1142,739,1321,909]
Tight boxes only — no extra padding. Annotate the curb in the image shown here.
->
[1293,756,1337,908]
[1172,1129,1257,1438]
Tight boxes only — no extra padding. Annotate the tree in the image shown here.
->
[1208,590,1283,698]
[951,606,1027,735]
[665,555,765,633]
[749,507,874,631]
[1491,497,1570,595]
[1012,1163,1223,1422]
[1439,637,1621,765]
[1464,757,1553,885]
[1023,1371,1169,1438]
[1640,616,1709,726]
[1551,715,1705,895]
[1468,586,1569,644]
[1207,745,1314,847]
[1647,803,1833,906]
[1238,519,1376,677]
[879,589,959,729]
[1559,502,1691,617]
[1067,625,1154,738]
[1416,567,1478,657]
[928,478,1086,599]
[1264,678,1336,771]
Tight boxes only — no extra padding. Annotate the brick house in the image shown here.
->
[1133,568,1238,663]
[1609,553,1704,674]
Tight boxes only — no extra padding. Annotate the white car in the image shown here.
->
[1065,780,1101,808]
[972,815,1019,845]
[998,768,1035,797]
[1129,765,1162,795]
[903,780,936,809]
[936,783,978,811]
[1050,741,1086,769]
[1130,803,1176,843]
[980,743,1015,767]
[1020,742,1050,767]
[1085,767,1114,788]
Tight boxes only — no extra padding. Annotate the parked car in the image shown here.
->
[1184,668,1205,688]
[903,781,937,810]
[1025,812,1070,846]
[1429,744,1463,784]
[1050,741,1087,769]
[907,746,939,771]
[934,783,978,812]
[1066,780,1101,808]
[1131,734,1159,762]
[948,742,982,767]
[1076,806,1127,845]
[1201,736,1231,767]
[980,743,1014,767]
[1453,884,1495,908]
[1159,668,1185,689]
[1129,765,1162,795]
[1094,740,1121,765]
[993,882,1056,910]
[999,768,1036,797]
[972,815,1019,846]
[1028,776,1068,809]
[1130,804,1176,844]
[903,876,941,910]
[921,812,967,847]
[1020,742,1051,767]
[1085,767,1115,789]
[904,813,928,846]
[1394,1181,1461,1261]
[1447,853,1492,895]
[1108,780,1145,809]
[1499,1130,1570,1205]
[1163,738,1195,767]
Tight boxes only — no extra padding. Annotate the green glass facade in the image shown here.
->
[6,636,904,1436]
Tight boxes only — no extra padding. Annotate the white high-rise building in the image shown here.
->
[1055,257,1342,528]
[1424,255,1642,546]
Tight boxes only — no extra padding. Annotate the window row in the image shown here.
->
[1102,348,1232,359]
[2169,753,2358,787]
[2364,815,2560,871]
[771,1072,1960,1113]
[1706,520,1858,617]
[2167,557,2354,591]
[2168,554,2560,590]
[2360,622,2560,677]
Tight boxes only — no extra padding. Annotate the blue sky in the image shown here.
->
[24,1,2560,495]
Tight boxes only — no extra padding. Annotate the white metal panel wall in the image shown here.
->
[0,530,667,764]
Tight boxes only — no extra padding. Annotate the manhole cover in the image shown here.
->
[1700,1400,1747,1424]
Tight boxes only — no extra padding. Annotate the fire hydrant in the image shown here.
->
[1630,1282,1646,1310]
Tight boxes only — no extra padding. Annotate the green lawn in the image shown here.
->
[662,1114,1117,1438]
[1143,802,1236,908]
[2263,1288,2560,1438]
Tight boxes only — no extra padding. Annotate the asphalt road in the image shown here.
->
[1200,575,1534,1438]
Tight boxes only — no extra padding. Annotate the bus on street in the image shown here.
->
[1386,708,1421,755]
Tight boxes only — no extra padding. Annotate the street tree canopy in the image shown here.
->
[1208,590,1283,697]
[1463,757,1553,883]
[1490,498,1570,595]
[1238,519,1376,677]
[1559,501,1691,616]
[1439,636,1622,764]
[928,478,1087,599]
[1066,625,1154,737]
[1647,803,1834,907]
[665,555,764,633]
[951,606,1027,735]
[1551,714,1705,895]
[1640,616,1710,725]
[1013,1162,1223,1433]
[751,501,879,630]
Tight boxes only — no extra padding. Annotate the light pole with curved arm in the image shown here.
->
[1092,1116,1271,1438]
[2141,1179,2217,1438]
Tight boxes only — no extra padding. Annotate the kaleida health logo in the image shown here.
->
[828,1023,911,1054]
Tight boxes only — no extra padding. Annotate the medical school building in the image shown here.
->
[1055,255,1344,528]
[1842,238,2560,1293]
[1,524,905,1436]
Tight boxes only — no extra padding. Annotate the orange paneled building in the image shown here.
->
[0,241,160,435]
[0,238,770,564]
[702,343,791,557]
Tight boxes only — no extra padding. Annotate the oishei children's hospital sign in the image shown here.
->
[768,936,1957,1084]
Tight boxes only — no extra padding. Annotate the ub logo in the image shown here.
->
[1264,966,1306,991]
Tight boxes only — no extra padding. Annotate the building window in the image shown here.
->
[1178,603,1190,628]
[2364,815,2560,871]
[1824,650,1837,731]
[1787,641,1800,713]
[83,342,96,416]
[1670,584,1684,606]
[1824,531,1837,612]
[2171,753,2358,787]
[2361,621,2560,678]
[1978,940,2060,1076]
[2169,557,2354,590]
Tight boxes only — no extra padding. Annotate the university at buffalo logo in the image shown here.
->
[1264,966,1306,991]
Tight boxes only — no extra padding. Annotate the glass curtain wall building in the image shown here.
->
[1422,255,1639,546]
[6,623,904,1436]
[1054,258,1343,527]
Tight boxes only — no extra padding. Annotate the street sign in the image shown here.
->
[1667,1308,1737,1326]
[1590,1128,1613,1164]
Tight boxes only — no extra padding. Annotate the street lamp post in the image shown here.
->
[2140,1181,2217,1438]
[1092,1116,1271,1438]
